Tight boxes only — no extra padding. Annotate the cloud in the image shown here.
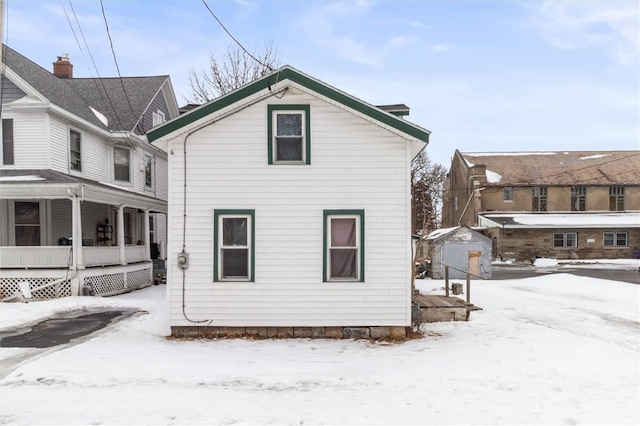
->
[297,1,422,67]
[529,0,639,65]
[428,44,453,53]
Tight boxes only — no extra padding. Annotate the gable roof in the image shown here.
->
[2,44,170,133]
[459,151,640,186]
[147,65,430,144]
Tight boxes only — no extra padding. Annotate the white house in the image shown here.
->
[0,45,178,300]
[148,66,430,339]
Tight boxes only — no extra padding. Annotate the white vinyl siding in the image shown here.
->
[3,111,47,168]
[166,89,412,327]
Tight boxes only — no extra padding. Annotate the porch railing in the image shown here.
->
[1,245,148,268]
[0,246,71,268]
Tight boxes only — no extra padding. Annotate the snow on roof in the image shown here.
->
[425,226,460,239]
[464,152,559,157]
[89,106,109,127]
[0,175,45,181]
[480,212,640,228]
[580,154,609,160]
[486,169,502,183]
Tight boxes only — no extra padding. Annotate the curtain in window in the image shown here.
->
[114,148,130,181]
[330,218,357,278]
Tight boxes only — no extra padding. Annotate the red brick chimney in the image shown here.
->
[53,54,73,79]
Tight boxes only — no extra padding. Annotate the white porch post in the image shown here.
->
[71,196,84,269]
[117,205,126,265]
[144,209,151,261]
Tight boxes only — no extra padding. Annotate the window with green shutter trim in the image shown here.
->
[267,105,310,165]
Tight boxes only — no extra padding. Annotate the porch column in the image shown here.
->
[117,206,126,265]
[144,209,151,261]
[71,196,84,269]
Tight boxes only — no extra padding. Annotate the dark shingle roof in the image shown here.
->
[2,44,168,133]
[461,151,640,186]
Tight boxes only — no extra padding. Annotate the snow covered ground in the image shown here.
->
[1,273,638,425]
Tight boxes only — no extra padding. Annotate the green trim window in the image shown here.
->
[323,210,364,282]
[553,232,577,248]
[214,209,255,282]
[267,104,310,164]
[604,232,627,248]
[70,129,82,171]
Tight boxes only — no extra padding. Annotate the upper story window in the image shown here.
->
[213,210,255,282]
[2,118,14,165]
[532,186,547,212]
[144,154,153,188]
[152,110,166,127]
[609,186,625,211]
[323,210,365,282]
[69,129,82,172]
[267,105,311,165]
[113,146,131,182]
[503,187,513,201]
[571,186,586,211]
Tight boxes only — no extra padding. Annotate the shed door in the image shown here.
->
[468,251,481,277]
[443,243,484,279]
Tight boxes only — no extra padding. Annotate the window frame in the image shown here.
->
[552,232,577,248]
[113,145,132,183]
[571,186,586,212]
[532,186,548,212]
[144,154,154,189]
[69,128,82,172]
[267,104,311,165]
[2,118,14,165]
[609,186,625,211]
[503,187,513,202]
[213,209,255,282]
[603,232,628,248]
[152,110,166,127]
[323,210,365,282]
[10,200,45,246]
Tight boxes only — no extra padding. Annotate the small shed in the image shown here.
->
[426,226,492,279]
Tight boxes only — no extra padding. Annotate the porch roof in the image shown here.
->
[479,212,640,229]
[0,169,167,213]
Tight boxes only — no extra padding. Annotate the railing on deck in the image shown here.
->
[1,245,147,268]
[0,246,71,268]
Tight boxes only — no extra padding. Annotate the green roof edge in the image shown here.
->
[147,66,430,143]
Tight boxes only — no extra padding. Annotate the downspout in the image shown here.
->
[178,86,289,325]
[458,187,484,226]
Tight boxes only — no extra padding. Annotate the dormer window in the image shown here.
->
[152,110,166,127]
[267,105,310,165]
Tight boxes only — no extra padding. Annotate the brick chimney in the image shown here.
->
[53,54,73,79]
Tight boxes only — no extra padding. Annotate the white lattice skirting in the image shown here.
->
[1,263,153,300]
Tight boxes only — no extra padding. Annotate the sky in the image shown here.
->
[4,0,639,167]
[1,263,638,424]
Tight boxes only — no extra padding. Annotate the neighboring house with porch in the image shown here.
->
[442,150,640,261]
[147,65,430,339]
[0,44,178,299]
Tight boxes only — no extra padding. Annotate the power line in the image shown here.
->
[200,0,274,72]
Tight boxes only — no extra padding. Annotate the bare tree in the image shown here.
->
[187,41,280,103]
[411,151,447,234]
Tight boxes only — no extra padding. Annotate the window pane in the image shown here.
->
[553,234,564,247]
[15,202,40,225]
[145,157,152,187]
[223,218,247,246]
[331,218,356,247]
[3,118,14,165]
[276,114,302,136]
[566,233,576,247]
[222,249,248,277]
[330,248,357,278]
[616,233,627,246]
[604,233,614,246]
[114,148,130,181]
[15,226,40,246]
[276,137,303,161]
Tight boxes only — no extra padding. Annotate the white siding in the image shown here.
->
[3,109,47,168]
[49,115,68,171]
[167,91,413,327]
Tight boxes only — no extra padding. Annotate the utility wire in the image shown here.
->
[200,0,274,71]
[99,0,144,135]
